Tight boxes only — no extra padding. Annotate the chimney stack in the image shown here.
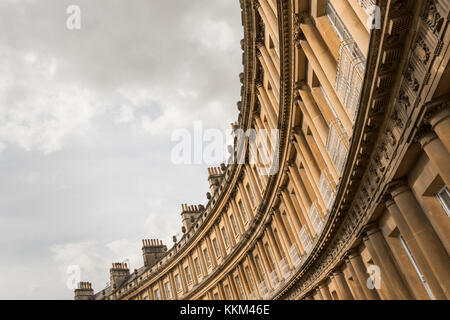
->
[74,281,94,300]
[180,204,203,232]
[142,239,167,268]
[109,262,130,291]
[207,167,224,195]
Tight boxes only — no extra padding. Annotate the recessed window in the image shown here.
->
[238,200,249,222]
[212,238,221,258]
[255,255,265,279]
[154,288,161,300]
[221,226,231,248]
[185,266,192,284]
[246,183,256,207]
[246,267,255,292]
[224,284,232,299]
[437,186,450,218]
[230,214,239,236]
[164,282,172,299]
[203,248,212,268]
[235,276,246,299]
[174,274,182,292]
[398,234,435,299]
[194,257,202,276]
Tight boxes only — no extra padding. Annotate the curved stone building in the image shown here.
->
[75,0,450,300]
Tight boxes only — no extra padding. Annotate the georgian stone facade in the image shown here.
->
[74,0,450,301]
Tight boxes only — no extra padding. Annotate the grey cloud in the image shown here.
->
[0,0,242,299]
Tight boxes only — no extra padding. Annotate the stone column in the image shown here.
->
[256,84,278,130]
[231,198,246,234]
[288,163,313,208]
[293,131,320,181]
[169,272,178,299]
[247,254,263,299]
[255,1,279,44]
[417,128,450,188]
[347,250,380,300]
[258,43,280,91]
[178,264,188,293]
[272,210,295,268]
[266,223,285,279]
[332,270,354,300]
[292,132,329,213]
[266,223,283,261]
[299,13,337,84]
[218,282,226,300]
[206,236,218,268]
[297,100,339,184]
[362,237,396,300]
[251,164,266,193]
[197,246,208,277]
[256,83,278,124]
[428,104,450,153]
[246,165,262,203]
[254,116,273,170]
[214,224,227,258]
[315,288,324,300]
[390,184,450,298]
[188,255,199,286]
[259,0,278,40]
[238,183,254,219]
[285,183,315,237]
[238,263,251,298]
[227,275,239,300]
[256,240,274,290]
[385,198,446,299]
[364,227,412,299]
[223,212,236,247]
[297,82,328,145]
[329,0,370,55]
[257,52,280,99]
[319,282,333,300]
[280,189,306,251]
[263,232,283,281]
[158,280,166,300]
[347,0,371,31]
[247,253,262,283]
[299,39,353,134]
[344,259,366,300]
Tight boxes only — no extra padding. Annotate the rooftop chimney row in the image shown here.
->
[181,204,202,212]
[78,282,92,290]
[207,167,223,176]
[111,262,128,270]
[142,239,164,248]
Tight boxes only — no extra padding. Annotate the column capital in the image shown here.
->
[279,184,288,194]
[256,40,265,50]
[388,178,411,198]
[384,196,396,209]
[415,125,438,148]
[424,95,450,128]
[255,80,264,89]
[331,268,343,277]
[360,223,379,238]
[346,248,360,261]
[294,12,311,25]
[295,80,308,91]
[286,159,295,167]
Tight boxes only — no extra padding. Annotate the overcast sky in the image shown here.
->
[0,0,243,299]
